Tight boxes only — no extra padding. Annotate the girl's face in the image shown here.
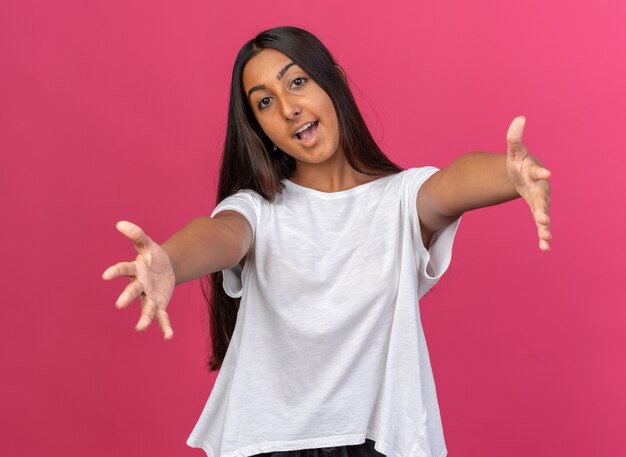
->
[242,48,344,164]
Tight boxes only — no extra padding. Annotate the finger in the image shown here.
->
[115,278,144,309]
[533,209,551,238]
[135,296,156,332]
[102,261,138,280]
[533,205,552,250]
[506,115,526,160]
[115,221,154,250]
[531,184,550,211]
[533,199,551,226]
[538,224,552,241]
[155,308,174,340]
[531,166,552,181]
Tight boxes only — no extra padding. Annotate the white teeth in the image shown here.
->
[294,122,315,135]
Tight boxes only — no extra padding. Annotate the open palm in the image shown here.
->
[505,116,552,252]
[102,221,176,339]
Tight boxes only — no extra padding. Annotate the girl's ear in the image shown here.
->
[335,65,347,85]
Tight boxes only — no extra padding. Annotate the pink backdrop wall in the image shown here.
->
[1,0,624,456]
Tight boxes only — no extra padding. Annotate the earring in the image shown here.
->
[273,145,278,151]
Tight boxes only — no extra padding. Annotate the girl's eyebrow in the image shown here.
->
[247,62,297,100]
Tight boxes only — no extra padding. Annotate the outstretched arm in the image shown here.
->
[418,116,552,251]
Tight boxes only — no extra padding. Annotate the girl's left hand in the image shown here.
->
[505,116,552,252]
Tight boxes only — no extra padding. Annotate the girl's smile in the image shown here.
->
[293,120,319,146]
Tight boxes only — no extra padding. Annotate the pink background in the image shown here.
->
[1,0,624,456]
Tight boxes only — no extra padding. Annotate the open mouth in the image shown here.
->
[293,121,319,144]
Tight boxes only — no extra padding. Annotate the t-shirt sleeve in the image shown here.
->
[403,166,463,300]
[210,189,260,298]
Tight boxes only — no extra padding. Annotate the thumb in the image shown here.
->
[506,115,526,160]
[115,221,154,250]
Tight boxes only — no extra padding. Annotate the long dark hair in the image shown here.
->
[202,25,403,372]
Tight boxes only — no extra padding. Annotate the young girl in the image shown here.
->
[102,26,551,457]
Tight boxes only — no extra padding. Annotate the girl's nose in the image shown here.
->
[280,97,301,120]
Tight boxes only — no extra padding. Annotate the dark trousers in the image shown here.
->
[250,439,386,457]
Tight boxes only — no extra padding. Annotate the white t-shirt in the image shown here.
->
[187,166,462,457]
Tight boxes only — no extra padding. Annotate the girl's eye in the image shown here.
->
[292,77,307,87]
[258,97,270,110]
[257,77,307,111]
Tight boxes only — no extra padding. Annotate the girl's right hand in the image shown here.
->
[102,221,176,340]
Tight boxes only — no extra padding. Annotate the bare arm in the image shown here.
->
[421,152,519,215]
[160,211,253,285]
[417,117,552,251]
